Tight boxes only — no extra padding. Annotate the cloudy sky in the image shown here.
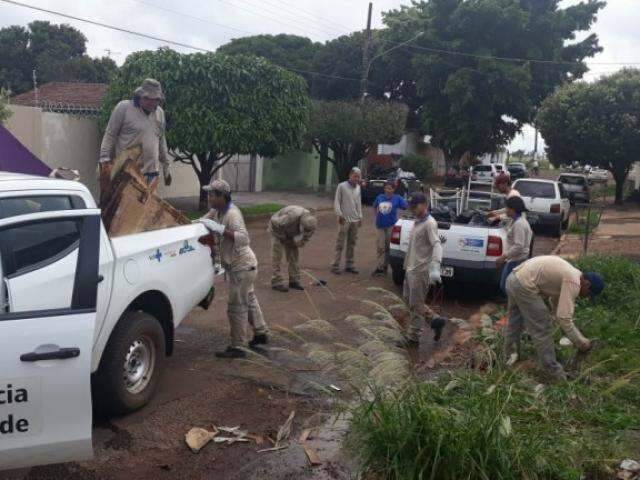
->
[1,0,638,152]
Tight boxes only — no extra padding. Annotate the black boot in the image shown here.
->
[249,333,268,348]
[215,346,246,359]
[430,316,447,342]
[289,281,304,291]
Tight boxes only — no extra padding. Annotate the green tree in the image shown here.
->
[537,69,640,205]
[0,21,118,93]
[0,88,12,125]
[379,0,604,165]
[400,153,433,180]
[101,48,310,209]
[310,99,408,180]
[217,34,320,87]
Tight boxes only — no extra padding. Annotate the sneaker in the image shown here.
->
[288,281,305,291]
[215,346,246,359]
[372,268,386,276]
[249,333,268,348]
[345,267,359,274]
[272,284,289,292]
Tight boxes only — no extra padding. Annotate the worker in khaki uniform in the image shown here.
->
[496,196,533,294]
[402,192,445,347]
[505,255,605,380]
[199,179,268,359]
[99,78,172,197]
[268,206,317,292]
[331,167,363,274]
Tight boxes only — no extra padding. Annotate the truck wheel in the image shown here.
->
[94,311,166,416]
[391,265,405,286]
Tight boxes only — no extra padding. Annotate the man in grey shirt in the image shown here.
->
[331,167,363,274]
[99,78,172,196]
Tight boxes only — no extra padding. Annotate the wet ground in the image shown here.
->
[2,208,558,480]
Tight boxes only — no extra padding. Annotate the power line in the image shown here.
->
[268,0,355,34]
[0,0,364,83]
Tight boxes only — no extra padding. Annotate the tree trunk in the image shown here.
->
[196,151,211,212]
[614,175,626,205]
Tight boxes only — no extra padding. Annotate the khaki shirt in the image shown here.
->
[204,204,257,272]
[514,255,589,348]
[99,100,169,174]
[268,206,314,246]
[505,214,532,262]
[334,181,362,223]
[404,215,443,273]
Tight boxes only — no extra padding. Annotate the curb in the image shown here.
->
[551,233,567,255]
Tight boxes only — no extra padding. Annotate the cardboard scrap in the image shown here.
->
[185,427,218,453]
[302,444,322,467]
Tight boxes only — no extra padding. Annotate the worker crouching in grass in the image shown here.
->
[199,179,269,359]
[496,196,533,294]
[268,206,317,292]
[400,192,446,348]
[505,255,604,380]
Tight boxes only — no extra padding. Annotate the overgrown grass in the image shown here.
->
[567,210,601,235]
[349,256,640,479]
[186,203,284,220]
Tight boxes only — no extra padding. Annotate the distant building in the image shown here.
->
[11,82,107,114]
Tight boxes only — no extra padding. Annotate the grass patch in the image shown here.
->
[567,210,601,235]
[186,203,284,220]
[349,256,640,479]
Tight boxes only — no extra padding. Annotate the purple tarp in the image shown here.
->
[0,125,51,176]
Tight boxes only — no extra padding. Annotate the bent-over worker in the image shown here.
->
[199,179,269,359]
[331,167,363,274]
[505,255,604,380]
[268,205,317,292]
[99,78,172,196]
[373,180,408,276]
[497,196,533,294]
[402,192,444,347]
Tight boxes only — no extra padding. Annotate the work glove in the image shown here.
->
[163,163,172,186]
[199,218,226,235]
[429,263,442,285]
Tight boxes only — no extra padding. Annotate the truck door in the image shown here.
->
[0,209,101,470]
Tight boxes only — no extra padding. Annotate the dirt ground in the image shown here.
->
[2,208,558,480]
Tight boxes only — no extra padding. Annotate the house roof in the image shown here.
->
[11,82,108,109]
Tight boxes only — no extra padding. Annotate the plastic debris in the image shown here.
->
[559,337,573,347]
[621,460,640,472]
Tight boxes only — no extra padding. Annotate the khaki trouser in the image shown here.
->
[376,227,392,271]
[403,270,435,342]
[271,237,300,286]
[332,221,359,269]
[227,268,268,348]
[505,274,566,380]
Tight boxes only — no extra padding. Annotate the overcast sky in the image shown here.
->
[1,0,638,152]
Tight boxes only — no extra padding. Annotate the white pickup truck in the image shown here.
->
[0,173,215,470]
[388,189,526,287]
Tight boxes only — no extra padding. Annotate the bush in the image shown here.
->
[400,153,433,180]
[349,255,640,479]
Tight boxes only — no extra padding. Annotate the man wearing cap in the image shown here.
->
[373,180,408,276]
[402,192,444,347]
[199,179,269,359]
[99,78,172,197]
[505,255,604,380]
[496,196,533,294]
[487,173,520,222]
[268,205,317,292]
[331,167,363,274]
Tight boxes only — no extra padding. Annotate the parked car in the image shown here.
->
[512,178,571,237]
[585,166,609,184]
[507,162,528,180]
[0,172,216,470]
[558,173,590,204]
[494,163,510,178]
[361,169,423,204]
[388,188,532,288]
[470,164,498,184]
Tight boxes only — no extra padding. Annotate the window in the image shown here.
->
[0,218,80,275]
[515,181,556,199]
[559,176,586,186]
[0,195,85,219]
[474,166,492,172]
[559,184,569,199]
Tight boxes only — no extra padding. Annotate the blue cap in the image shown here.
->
[408,192,427,206]
[584,272,605,297]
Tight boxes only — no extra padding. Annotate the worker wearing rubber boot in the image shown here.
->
[505,255,604,380]
[269,206,317,292]
[402,192,445,347]
[199,179,269,359]
[99,79,172,198]
[331,167,363,275]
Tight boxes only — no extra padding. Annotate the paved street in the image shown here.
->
[4,207,559,480]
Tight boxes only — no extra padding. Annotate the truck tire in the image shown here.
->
[391,265,405,286]
[93,311,166,416]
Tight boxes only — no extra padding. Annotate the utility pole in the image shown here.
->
[360,2,373,101]
[32,69,38,107]
[533,126,539,158]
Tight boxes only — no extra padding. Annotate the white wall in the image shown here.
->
[377,132,420,156]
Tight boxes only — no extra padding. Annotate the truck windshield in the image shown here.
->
[515,181,556,198]
[559,176,586,185]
